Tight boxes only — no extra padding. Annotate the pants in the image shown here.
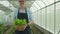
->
[13,26,31,34]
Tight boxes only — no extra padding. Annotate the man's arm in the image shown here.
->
[27,9,34,25]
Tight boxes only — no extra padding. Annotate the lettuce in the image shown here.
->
[14,19,27,26]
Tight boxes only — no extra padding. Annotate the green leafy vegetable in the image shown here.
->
[14,19,27,26]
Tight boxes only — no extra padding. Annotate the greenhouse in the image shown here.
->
[0,0,60,34]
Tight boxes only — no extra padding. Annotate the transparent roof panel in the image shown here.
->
[55,0,59,2]
[43,0,54,5]
[0,1,10,7]
[0,1,15,10]
[30,0,46,12]
[35,1,45,8]
[30,5,37,12]
[32,2,40,10]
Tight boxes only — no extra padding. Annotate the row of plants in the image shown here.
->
[0,19,27,34]
[0,24,4,34]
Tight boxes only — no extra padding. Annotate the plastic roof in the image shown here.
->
[30,0,59,12]
[0,0,59,13]
[0,1,15,10]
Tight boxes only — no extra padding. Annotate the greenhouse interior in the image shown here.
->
[0,0,60,34]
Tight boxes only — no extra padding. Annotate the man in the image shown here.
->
[13,0,33,34]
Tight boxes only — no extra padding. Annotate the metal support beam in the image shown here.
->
[33,1,60,13]
[35,2,41,8]
[40,0,46,5]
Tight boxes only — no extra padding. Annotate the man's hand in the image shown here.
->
[21,24,27,31]
[15,24,27,31]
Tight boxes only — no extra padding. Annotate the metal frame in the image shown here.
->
[40,0,46,5]
[33,0,60,13]
[32,3,38,9]
[35,2,41,8]
[32,1,60,34]
[54,0,56,34]
[32,0,47,13]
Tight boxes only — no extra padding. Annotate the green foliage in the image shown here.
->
[0,24,3,34]
[14,19,27,26]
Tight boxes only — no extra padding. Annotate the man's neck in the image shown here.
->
[20,6,25,10]
[19,6,25,13]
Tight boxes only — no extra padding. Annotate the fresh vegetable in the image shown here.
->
[14,19,27,26]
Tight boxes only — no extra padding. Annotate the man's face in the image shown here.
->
[18,0,26,6]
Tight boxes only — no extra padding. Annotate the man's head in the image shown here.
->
[18,0,26,7]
